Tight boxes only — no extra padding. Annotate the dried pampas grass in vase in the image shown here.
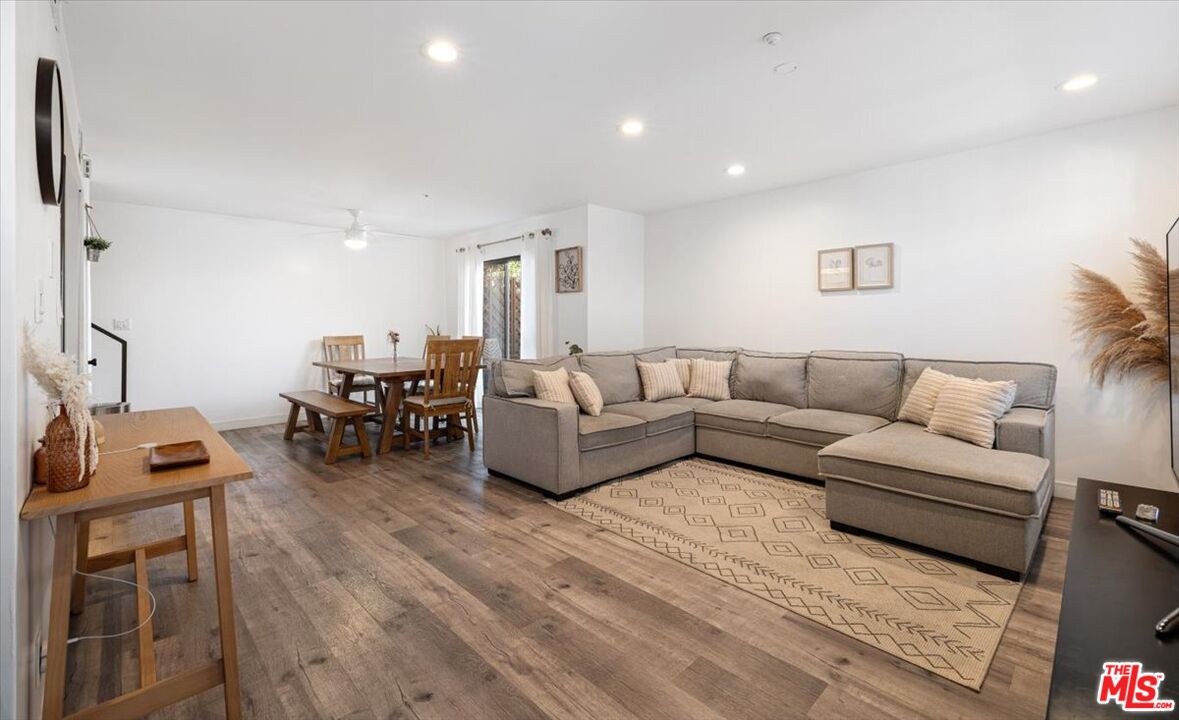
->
[23,324,98,491]
[1070,238,1171,388]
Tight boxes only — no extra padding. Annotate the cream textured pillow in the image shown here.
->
[688,358,732,401]
[897,367,952,427]
[669,358,691,393]
[638,360,687,401]
[927,376,1018,448]
[568,371,604,416]
[532,367,576,405]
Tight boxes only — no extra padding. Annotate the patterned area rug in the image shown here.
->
[552,458,1022,690]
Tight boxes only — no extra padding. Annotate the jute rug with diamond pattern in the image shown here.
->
[552,458,1022,690]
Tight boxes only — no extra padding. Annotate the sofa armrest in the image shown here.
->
[482,395,580,494]
[996,407,1055,476]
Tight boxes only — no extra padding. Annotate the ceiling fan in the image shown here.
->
[305,209,417,250]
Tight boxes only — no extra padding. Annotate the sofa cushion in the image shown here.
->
[605,401,695,437]
[634,345,678,362]
[532,366,577,405]
[676,347,741,361]
[688,358,732,401]
[902,358,1056,410]
[694,399,796,437]
[767,409,889,447]
[493,355,579,397]
[658,396,717,410]
[733,351,808,407]
[569,370,604,416]
[817,421,1051,516]
[637,360,687,401]
[896,367,951,426]
[927,376,1017,448]
[578,353,641,405]
[578,412,646,451]
[807,351,903,420]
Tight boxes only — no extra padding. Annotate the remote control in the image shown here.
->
[1098,488,1122,514]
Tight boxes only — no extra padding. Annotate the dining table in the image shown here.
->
[312,357,481,454]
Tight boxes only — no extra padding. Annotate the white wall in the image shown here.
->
[586,205,645,350]
[1,2,86,717]
[89,202,446,427]
[644,106,1179,497]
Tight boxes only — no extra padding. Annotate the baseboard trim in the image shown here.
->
[1054,478,1077,500]
[211,414,287,432]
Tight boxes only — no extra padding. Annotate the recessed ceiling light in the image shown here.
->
[619,119,644,137]
[1059,73,1098,92]
[424,40,459,64]
[726,164,746,177]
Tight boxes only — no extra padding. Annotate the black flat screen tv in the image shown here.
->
[1170,217,1179,482]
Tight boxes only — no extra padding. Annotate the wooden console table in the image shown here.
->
[21,407,253,720]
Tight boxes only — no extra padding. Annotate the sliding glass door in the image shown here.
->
[482,256,521,361]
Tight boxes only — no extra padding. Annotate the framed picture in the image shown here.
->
[555,245,583,293]
[855,243,894,289]
[817,247,854,292]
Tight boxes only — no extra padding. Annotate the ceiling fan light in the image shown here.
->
[344,237,368,250]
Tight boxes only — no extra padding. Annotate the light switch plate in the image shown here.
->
[113,319,131,331]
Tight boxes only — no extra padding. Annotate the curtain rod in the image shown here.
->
[459,227,551,253]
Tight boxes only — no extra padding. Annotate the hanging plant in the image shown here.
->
[1070,238,1171,388]
[83,204,111,261]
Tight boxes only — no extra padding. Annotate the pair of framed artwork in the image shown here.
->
[817,243,894,292]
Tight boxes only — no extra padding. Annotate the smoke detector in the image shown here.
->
[762,32,783,46]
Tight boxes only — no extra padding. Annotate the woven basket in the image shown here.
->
[44,405,93,493]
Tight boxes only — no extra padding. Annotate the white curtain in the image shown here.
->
[456,245,481,337]
[520,229,554,358]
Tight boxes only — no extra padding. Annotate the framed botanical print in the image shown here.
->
[817,247,854,292]
[855,243,894,289]
[555,245,583,293]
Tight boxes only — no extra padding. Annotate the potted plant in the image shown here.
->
[565,341,583,356]
[84,236,111,262]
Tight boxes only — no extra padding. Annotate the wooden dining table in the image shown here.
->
[312,357,481,454]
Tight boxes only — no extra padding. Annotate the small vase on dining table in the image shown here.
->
[44,405,94,493]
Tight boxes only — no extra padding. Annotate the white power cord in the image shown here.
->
[67,569,158,645]
[98,442,157,456]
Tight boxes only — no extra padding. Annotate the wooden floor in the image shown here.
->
[63,417,1073,719]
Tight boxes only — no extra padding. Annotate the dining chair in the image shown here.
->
[322,335,381,408]
[401,338,480,459]
[409,335,451,396]
[460,336,485,434]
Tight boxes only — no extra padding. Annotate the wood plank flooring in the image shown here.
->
[62,418,1072,719]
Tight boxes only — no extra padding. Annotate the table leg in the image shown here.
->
[379,378,406,454]
[209,486,242,720]
[43,512,77,720]
[71,518,90,615]
[183,500,199,582]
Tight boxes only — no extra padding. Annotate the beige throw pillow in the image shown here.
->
[532,367,577,405]
[669,358,691,393]
[927,376,1018,448]
[638,360,687,401]
[688,358,732,401]
[897,367,952,427]
[568,371,604,416]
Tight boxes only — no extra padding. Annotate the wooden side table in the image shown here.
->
[21,407,253,720]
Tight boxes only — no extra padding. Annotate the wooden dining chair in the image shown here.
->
[409,335,451,396]
[402,338,481,459]
[460,336,485,434]
[322,335,381,408]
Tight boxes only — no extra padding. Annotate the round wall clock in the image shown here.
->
[35,57,64,206]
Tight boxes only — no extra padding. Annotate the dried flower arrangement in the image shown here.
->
[387,330,401,359]
[23,324,98,481]
[1070,238,1173,388]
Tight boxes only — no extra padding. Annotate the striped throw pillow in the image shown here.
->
[532,367,577,405]
[688,358,732,401]
[927,376,1018,448]
[637,361,687,401]
[569,371,604,416]
[897,368,952,427]
[669,358,691,393]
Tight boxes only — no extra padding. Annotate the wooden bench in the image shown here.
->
[280,390,372,464]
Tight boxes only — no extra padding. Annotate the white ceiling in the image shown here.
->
[65,1,1179,239]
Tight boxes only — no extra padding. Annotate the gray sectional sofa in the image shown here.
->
[483,346,1056,578]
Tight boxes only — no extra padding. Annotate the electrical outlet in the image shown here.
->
[112,319,131,331]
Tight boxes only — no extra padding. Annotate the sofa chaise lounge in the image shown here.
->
[483,347,1056,578]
